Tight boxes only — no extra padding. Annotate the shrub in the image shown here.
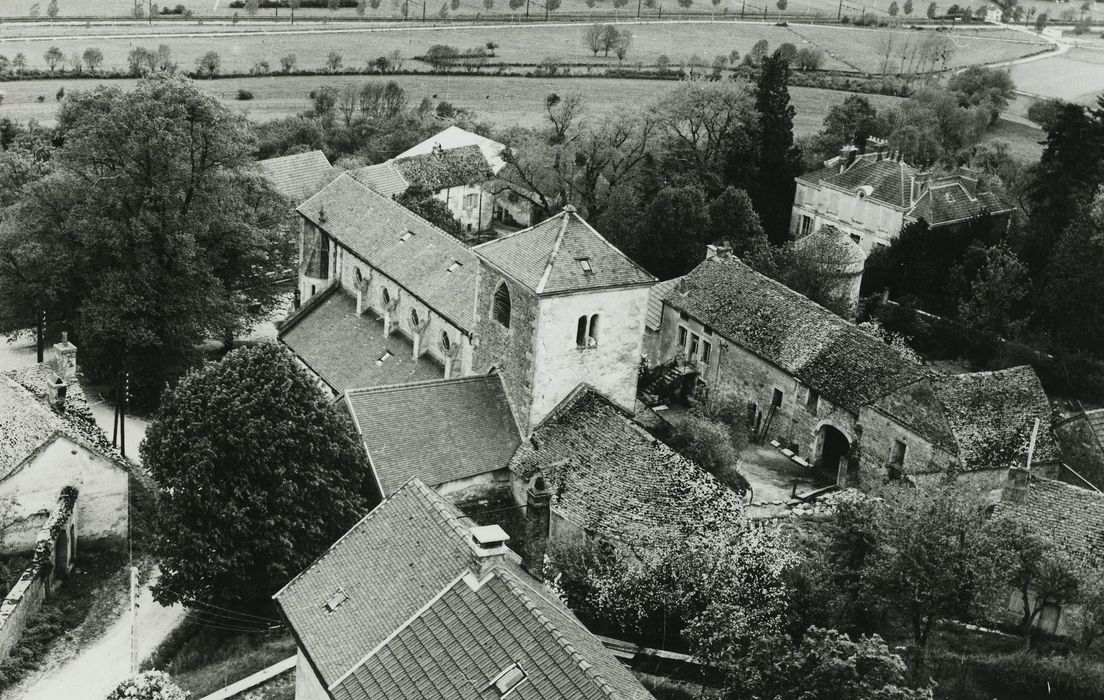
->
[107,670,187,700]
[236,89,254,100]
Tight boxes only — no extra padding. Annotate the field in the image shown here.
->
[0,73,902,129]
[1010,47,1104,103]
[0,20,1050,76]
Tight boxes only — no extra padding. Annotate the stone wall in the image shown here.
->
[0,437,125,553]
[855,405,958,491]
[297,220,333,305]
[472,268,539,433]
[528,286,650,429]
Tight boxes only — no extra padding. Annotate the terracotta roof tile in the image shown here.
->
[475,208,655,295]
[258,150,333,202]
[279,287,443,394]
[298,174,478,331]
[665,257,923,412]
[799,154,916,209]
[907,181,1012,226]
[345,374,522,496]
[510,388,745,543]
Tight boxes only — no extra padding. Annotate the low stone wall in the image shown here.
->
[0,488,78,661]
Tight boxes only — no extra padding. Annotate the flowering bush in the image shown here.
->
[106,670,188,700]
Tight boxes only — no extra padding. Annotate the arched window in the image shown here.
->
[410,308,420,327]
[440,331,452,351]
[578,315,599,347]
[576,316,587,347]
[381,288,391,306]
[493,282,511,328]
[588,314,599,342]
[355,267,363,284]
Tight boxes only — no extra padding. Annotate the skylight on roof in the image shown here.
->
[400,230,415,242]
[491,663,527,697]
[577,258,593,273]
[323,588,349,613]
[376,350,393,366]
[447,260,463,273]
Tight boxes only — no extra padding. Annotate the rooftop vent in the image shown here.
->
[447,260,463,273]
[400,230,414,242]
[323,588,349,613]
[376,350,393,366]
[470,524,510,552]
[491,663,527,697]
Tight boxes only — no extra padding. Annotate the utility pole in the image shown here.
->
[129,566,139,674]
[525,0,530,17]
[837,0,842,19]
[36,310,45,363]
[637,0,641,17]
[741,0,745,17]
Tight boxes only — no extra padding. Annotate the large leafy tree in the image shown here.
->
[142,344,377,612]
[751,50,801,244]
[1039,188,1104,358]
[0,77,290,404]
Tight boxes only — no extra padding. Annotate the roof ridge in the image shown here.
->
[535,211,571,294]
[496,568,620,699]
[344,373,498,397]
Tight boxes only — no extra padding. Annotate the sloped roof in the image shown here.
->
[646,277,684,331]
[907,180,1012,226]
[798,153,916,209]
[258,150,333,202]
[392,144,494,191]
[279,287,443,394]
[349,161,408,198]
[298,173,478,331]
[344,374,522,496]
[665,256,924,413]
[275,479,653,700]
[397,125,509,174]
[794,225,866,266]
[932,366,1060,471]
[0,371,124,480]
[475,206,655,296]
[995,475,1104,561]
[510,388,745,543]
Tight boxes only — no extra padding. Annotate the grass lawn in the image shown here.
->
[1011,47,1104,103]
[143,619,296,698]
[980,117,1044,162]
[0,20,1050,76]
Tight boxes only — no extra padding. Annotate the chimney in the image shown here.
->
[838,145,857,173]
[53,332,78,384]
[705,242,733,261]
[957,166,979,198]
[45,374,68,412]
[1003,466,1031,505]
[467,524,521,580]
[525,472,553,548]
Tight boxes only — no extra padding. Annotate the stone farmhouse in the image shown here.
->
[995,467,1104,638]
[653,251,1059,496]
[353,126,537,233]
[791,149,1013,255]
[274,478,655,700]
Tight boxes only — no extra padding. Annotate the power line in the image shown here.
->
[155,585,282,624]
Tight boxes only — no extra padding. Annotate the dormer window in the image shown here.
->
[577,258,593,273]
[491,663,527,697]
[447,260,462,273]
[400,230,414,242]
[376,350,393,366]
[323,588,349,613]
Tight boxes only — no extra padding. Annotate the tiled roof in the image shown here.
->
[1084,409,1104,448]
[258,150,333,202]
[0,369,125,480]
[798,153,916,209]
[794,225,866,265]
[665,257,924,412]
[392,144,494,191]
[298,173,478,331]
[933,366,1060,471]
[510,388,745,543]
[397,126,509,174]
[349,161,408,198]
[995,475,1104,561]
[275,479,653,700]
[475,207,656,295]
[279,287,443,395]
[344,374,522,496]
[907,181,1012,226]
[646,277,684,331]
[335,567,653,700]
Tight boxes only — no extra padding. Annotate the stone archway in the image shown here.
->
[814,424,851,482]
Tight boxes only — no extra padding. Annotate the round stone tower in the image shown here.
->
[794,225,866,315]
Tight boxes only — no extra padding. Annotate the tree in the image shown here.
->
[486,41,499,56]
[948,66,1015,125]
[821,94,881,154]
[545,0,562,16]
[889,0,899,16]
[955,242,1029,338]
[795,46,825,71]
[46,0,59,19]
[654,80,757,185]
[396,185,464,239]
[776,0,787,15]
[0,77,291,403]
[357,0,368,14]
[1040,189,1104,358]
[327,0,340,12]
[776,42,798,63]
[992,512,1083,644]
[44,46,64,73]
[289,0,300,22]
[752,51,800,244]
[108,671,187,700]
[326,51,343,72]
[613,29,632,62]
[636,185,713,278]
[707,186,766,254]
[904,0,913,14]
[196,51,220,77]
[143,345,376,611]
[544,92,582,145]
[748,38,770,65]
[280,53,297,73]
[82,47,104,74]
[1034,11,1047,31]
[28,3,40,19]
[12,53,26,76]
[599,24,620,57]
[926,1,936,17]
[244,0,259,16]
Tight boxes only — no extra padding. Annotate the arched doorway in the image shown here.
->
[815,425,851,481]
[53,528,70,580]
